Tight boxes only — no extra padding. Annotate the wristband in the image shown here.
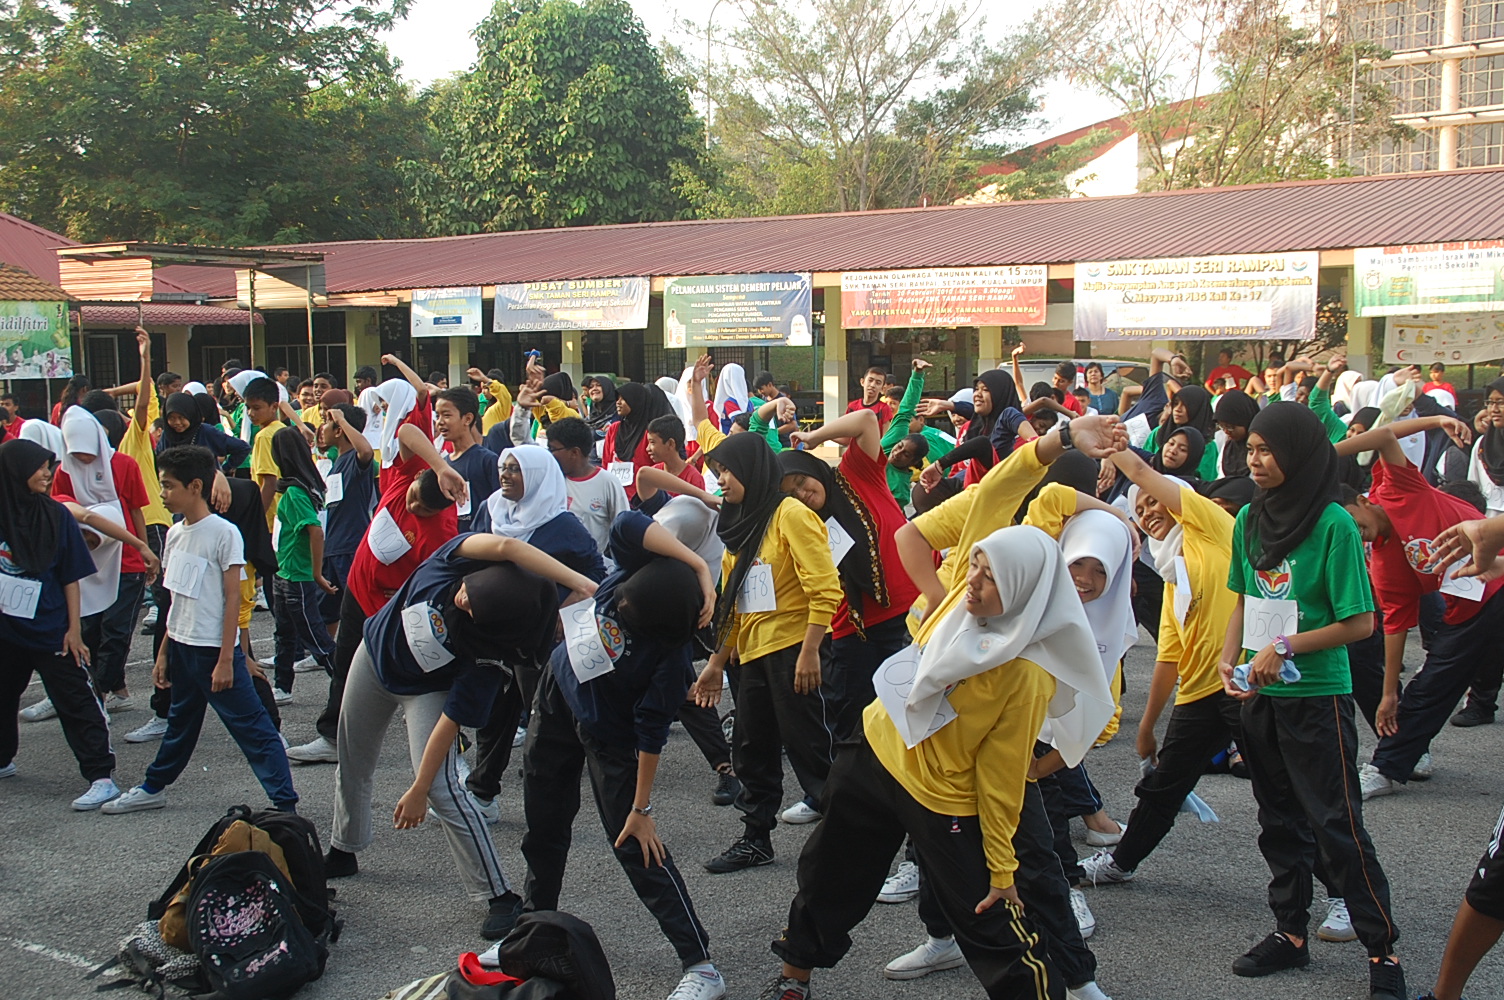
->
[1058,422,1074,452]
[632,804,653,817]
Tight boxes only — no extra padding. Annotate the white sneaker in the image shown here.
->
[1360,762,1394,800]
[286,735,339,763]
[883,935,965,980]
[254,587,269,610]
[877,860,921,903]
[1070,887,1096,939]
[0,763,15,778]
[140,606,158,628]
[1067,982,1113,1000]
[512,725,527,748]
[104,692,134,714]
[455,753,472,784]
[468,791,500,826]
[1080,849,1136,885]
[272,687,293,705]
[1317,897,1357,942]
[1084,821,1126,847]
[125,716,169,743]
[293,655,321,673]
[667,965,726,1000]
[19,697,56,722]
[1410,751,1434,781]
[71,778,121,811]
[100,785,166,814]
[781,800,821,825]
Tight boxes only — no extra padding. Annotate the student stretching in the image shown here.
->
[326,533,594,940]
[693,433,842,874]
[520,511,725,1000]
[268,427,338,697]
[1219,401,1404,1000]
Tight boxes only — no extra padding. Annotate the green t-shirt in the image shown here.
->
[1145,423,1222,482]
[1227,502,1374,697]
[275,484,321,582]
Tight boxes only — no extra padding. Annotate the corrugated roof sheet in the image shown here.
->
[275,166,1504,294]
[0,262,72,301]
[80,303,258,326]
[0,213,234,298]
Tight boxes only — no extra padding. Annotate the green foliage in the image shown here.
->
[403,0,710,235]
[0,0,427,244]
[961,128,1116,202]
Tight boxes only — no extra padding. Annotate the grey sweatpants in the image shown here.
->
[330,642,510,902]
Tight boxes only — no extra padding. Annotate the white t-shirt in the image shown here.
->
[162,514,245,648]
[564,468,631,563]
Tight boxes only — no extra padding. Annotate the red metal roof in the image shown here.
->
[275,167,1504,294]
[79,303,259,326]
[0,213,235,298]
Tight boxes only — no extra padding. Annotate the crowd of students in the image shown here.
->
[7,333,1504,1000]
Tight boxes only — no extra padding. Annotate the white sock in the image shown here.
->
[687,962,718,976]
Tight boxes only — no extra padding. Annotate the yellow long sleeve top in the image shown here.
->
[865,658,1055,889]
[480,380,514,433]
[720,497,842,662]
[120,389,170,528]
[531,397,579,425]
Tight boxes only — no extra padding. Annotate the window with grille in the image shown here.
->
[1464,0,1504,41]
[1459,121,1504,165]
[1353,129,1438,173]
[1349,0,1442,51]
[1376,62,1442,114]
[1463,54,1504,108]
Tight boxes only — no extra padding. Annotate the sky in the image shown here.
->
[379,0,1121,146]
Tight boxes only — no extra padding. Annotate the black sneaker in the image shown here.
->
[481,890,523,940]
[324,848,358,879]
[758,974,812,999]
[704,834,774,874]
[1368,957,1405,1000]
[712,770,741,807]
[1232,932,1310,978]
[1451,704,1495,728]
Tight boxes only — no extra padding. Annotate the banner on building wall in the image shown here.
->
[411,286,483,337]
[1073,252,1319,341]
[663,273,812,347]
[1384,312,1504,365]
[0,301,72,378]
[841,266,1048,328]
[493,277,650,333]
[1355,242,1504,317]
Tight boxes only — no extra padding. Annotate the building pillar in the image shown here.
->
[977,325,1003,372]
[561,330,583,383]
[165,326,192,380]
[822,288,848,427]
[448,336,471,390]
[346,308,382,380]
[1439,0,1464,170]
[1339,266,1373,374]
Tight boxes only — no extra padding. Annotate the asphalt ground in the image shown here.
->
[2,608,1501,1000]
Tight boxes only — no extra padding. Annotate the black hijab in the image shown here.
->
[194,392,221,428]
[1245,402,1339,571]
[542,371,576,407]
[1015,449,1102,521]
[1348,406,1381,434]
[1214,390,1259,478]
[614,383,674,462]
[965,369,1023,442]
[222,477,277,582]
[445,562,560,667]
[707,433,786,644]
[1205,475,1256,511]
[1478,378,1504,486]
[778,449,886,635]
[0,440,63,577]
[1152,426,1207,481]
[159,392,202,452]
[272,426,326,509]
[585,375,619,431]
[1166,385,1216,442]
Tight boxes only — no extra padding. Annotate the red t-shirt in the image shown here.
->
[831,443,920,639]
[345,399,456,616]
[1206,364,1253,390]
[1,417,24,441]
[1062,393,1086,416]
[602,422,653,501]
[54,452,150,574]
[846,397,895,428]
[1368,458,1504,633]
[1422,380,1457,398]
[652,461,706,492]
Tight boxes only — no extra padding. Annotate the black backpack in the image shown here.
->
[186,851,327,1000]
[493,912,616,1000]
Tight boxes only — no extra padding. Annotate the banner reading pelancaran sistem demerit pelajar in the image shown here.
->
[1072,252,1319,342]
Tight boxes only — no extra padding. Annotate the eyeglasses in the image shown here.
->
[1486,399,1504,410]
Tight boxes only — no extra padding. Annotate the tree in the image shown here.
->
[0,0,427,244]
[402,0,710,235]
[1069,0,1411,190]
[952,129,1115,203]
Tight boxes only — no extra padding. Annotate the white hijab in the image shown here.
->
[181,381,208,397]
[674,365,703,442]
[654,495,723,584]
[486,444,568,543]
[374,379,416,469]
[908,525,1113,768]
[659,374,695,436]
[712,363,748,427]
[1333,370,1361,409]
[1349,379,1381,414]
[20,418,65,458]
[59,406,124,615]
[358,386,385,451]
[1058,510,1138,683]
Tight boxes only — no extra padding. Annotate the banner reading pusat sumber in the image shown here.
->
[0,301,72,378]
[1073,252,1319,341]
[493,277,649,333]
[1355,242,1504,317]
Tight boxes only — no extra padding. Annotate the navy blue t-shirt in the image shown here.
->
[551,511,694,754]
[363,535,506,728]
[0,510,96,651]
[467,506,608,597]
[323,448,376,558]
[1123,372,1175,423]
[448,444,500,534]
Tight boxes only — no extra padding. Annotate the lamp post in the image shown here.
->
[705,0,729,150]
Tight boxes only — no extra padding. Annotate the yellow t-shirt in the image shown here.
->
[865,658,1054,889]
[1157,485,1238,705]
[720,497,842,662]
[119,389,170,527]
[250,419,287,527]
[481,380,514,434]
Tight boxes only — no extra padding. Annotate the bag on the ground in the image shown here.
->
[492,912,615,1000]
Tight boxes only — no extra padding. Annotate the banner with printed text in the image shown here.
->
[411,286,483,337]
[1073,252,1319,341]
[1355,242,1504,317]
[840,266,1048,328]
[1384,312,1504,365]
[664,273,812,347]
[0,300,72,378]
[493,277,649,333]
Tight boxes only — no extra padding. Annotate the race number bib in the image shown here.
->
[401,601,455,672]
[825,517,855,567]
[560,600,614,683]
[163,551,209,600]
[1438,559,1486,602]
[1243,596,1298,650]
[1171,557,1192,628]
[872,645,957,748]
[323,471,344,505]
[0,574,42,620]
[608,462,634,487]
[456,491,472,517]
[738,562,777,613]
[366,508,412,565]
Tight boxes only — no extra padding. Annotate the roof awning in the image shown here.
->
[56,243,324,302]
[78,303,262,326]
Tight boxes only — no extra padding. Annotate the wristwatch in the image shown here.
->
[632,804,654,817]
[1058,422,1074,452]
[1272,635,1293,659]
